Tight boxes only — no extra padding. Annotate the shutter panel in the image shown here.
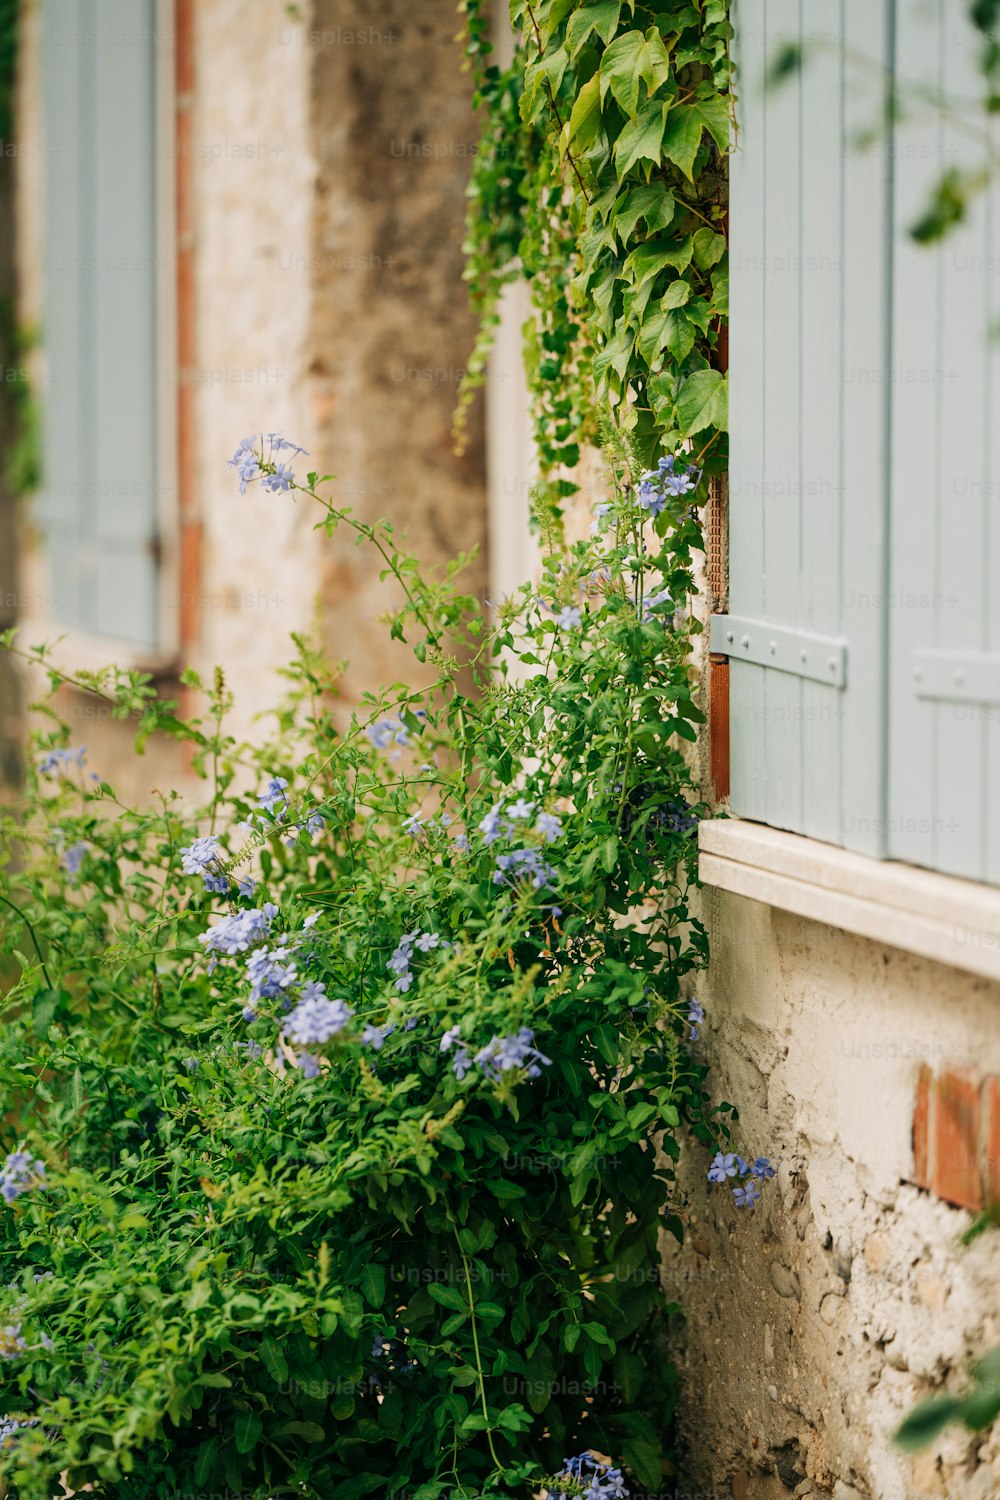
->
[42,0,160,648]
[724,0,894,855]
[887,0,1000,884]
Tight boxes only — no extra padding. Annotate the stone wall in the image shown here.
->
[666,887,1000,1500]
[10,0,487,795]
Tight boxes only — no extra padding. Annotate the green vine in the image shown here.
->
[459,0,732,486]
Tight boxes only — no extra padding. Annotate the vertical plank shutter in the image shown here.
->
[42,0,159,647]
[723,0,894,857]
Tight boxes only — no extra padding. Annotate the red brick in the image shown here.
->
[709,653,730,802]
[912,1063,933,1190]
[932,1070,983,1212]
[984,1076,1000,1209]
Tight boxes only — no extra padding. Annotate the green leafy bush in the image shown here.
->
[0,441,751,1499]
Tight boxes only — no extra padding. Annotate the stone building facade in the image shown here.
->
[9,0,488,800]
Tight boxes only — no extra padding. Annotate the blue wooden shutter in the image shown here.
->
[724,0,894,856]
[42,0,160,648]
[886,0,1000,884]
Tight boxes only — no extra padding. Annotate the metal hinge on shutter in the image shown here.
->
[912,649,1000,706]
[710,615,849,688]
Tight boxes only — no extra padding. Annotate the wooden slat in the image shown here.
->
[799,0,844,843]
[760,0,804,833]
[728,0,768,820]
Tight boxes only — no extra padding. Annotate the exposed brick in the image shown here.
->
[912,1062,933,1190]
[932,1069,983,1212]
[709,652,730,802]
[983,1075,1000,1208]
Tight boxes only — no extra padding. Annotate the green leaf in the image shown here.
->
[566,0,624,58]
[194,1437,218,1487]
[693,227,727,269]
[662,278,691,309]
[234,1410,263,1455]
[614,100,669,180]
[661,105,703,180]
[260,1333,289,1385]
[567,74,603,150]
[895,1396,963,1452]
[665,309,696,361]
[612,184,675,242]
[275,1421,326,1443]
[428,1283,468,1312]
[360,1263,386,1308]
[599,30,645,115]
[675,369,728,435]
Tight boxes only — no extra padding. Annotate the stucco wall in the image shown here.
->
[11,0,487,796]
[666,887,1000,1500]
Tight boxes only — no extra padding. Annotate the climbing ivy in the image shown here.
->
[459,0,731,486]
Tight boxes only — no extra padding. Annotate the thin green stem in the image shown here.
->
[0,893,53,989]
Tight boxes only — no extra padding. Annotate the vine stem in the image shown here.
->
[453,1228,504,1473]
[523,0,593,206]
[0,893,53,989]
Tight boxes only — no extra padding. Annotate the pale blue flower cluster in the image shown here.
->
[38,746,87,776]
[707,1151,776,1210]
[440,1024,551,1084]
[0,1152,45,1206]
[546,1453,628,1500]
[477,800,563,892]
[0,1415,38,1446]
[366,717,412,751]
[687,997,705,1040]
[636,453,701,517]
[283,985,355,1046]
[228,433,308,496]
[388,930,442,993]
[199,903,280,956]
[180,835,229,894]
[60,841,88,879]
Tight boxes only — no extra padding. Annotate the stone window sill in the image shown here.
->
[698,819,1000,983]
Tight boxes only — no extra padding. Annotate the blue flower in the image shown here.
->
[296,1053,321,1079]
[474,1027,551,1082]
[415,932,440,952]
[535,811,562,842]
[366,716,412,751]
[361,1023,394,1051]
[0,1152,45,1205]
[751,1156,776,1180]
[304,811,326,837]
[284,990,354,1045]
[733,1182,762,1209]
[478,804,507,845]
[245,945,298,1005]
[707,1151,737,1183]
[507,797,535,821]
[236,875,256,898]
[199,904,278,956]
[258,776,288,816]
[179,835,224,881]
[556,605,582,629]
[687,997,705,1040]
[228,433,307,494]
[61,841,88,878]
[38,746,87,776]
[494,847,556,891]
[547,1453,628,1500]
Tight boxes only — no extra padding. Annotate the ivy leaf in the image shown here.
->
[567,73,604,149]
[624,235,692,284]
[665,310,696,361]
[690,92,731,153]
[692,227,727,269]
[592,326,636,386]
[662,278,691,309]
[521,46,569,124]
[600,30,646,116]
[611,184,675,242]
[675,369,728,435]
[614,100,669,179]
[566,0,625,58]
[660,104,703,180]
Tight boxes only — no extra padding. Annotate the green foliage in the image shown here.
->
[0,449,742,1498]
[896,1345,1000,1451]
[458,0,731,488]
